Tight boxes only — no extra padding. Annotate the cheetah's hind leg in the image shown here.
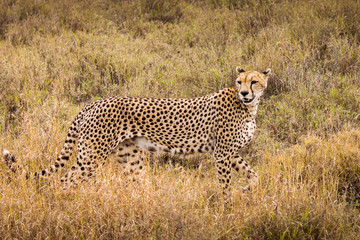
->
[110,138,145,181]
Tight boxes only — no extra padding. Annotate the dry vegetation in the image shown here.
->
[0,0,360,238]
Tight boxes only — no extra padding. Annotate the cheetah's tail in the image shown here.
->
[2,149,23,174]
[2,99,104,180]
[2,119,79,180]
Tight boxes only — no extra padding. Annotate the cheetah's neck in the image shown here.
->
[245,100,259,117]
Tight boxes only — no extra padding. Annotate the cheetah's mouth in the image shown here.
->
[242,96,255,105]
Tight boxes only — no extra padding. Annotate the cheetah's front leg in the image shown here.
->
[230,154,259,192]
[214,157,232,205]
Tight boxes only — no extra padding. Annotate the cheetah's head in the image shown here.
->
[235,67,271,106]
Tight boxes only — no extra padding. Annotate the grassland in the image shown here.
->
[0,0,359,239]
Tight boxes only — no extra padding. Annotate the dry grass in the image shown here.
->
[1,130,360,239]
[0,0,360,238]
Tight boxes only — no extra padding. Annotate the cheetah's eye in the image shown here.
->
[237,81,241,85]
[251,81,258,85]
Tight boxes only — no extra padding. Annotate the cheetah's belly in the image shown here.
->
[133,136,213,156]
[134,137,171,153]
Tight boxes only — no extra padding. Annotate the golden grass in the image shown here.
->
[1,130,360,239]
[1,0,360,238]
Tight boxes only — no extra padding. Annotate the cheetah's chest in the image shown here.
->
[241,119,256,144]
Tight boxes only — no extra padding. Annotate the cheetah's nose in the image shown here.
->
[240,91,249,96]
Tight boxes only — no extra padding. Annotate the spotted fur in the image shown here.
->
[3,67,271,202]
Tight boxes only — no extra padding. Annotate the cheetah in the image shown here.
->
[3,67,271,202]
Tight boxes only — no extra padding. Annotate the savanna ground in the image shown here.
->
[0,0,360,239]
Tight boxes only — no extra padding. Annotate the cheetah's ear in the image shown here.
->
[236,67,245,74]
[263,68,272,75]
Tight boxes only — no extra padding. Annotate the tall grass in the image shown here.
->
[0,0,359,238]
